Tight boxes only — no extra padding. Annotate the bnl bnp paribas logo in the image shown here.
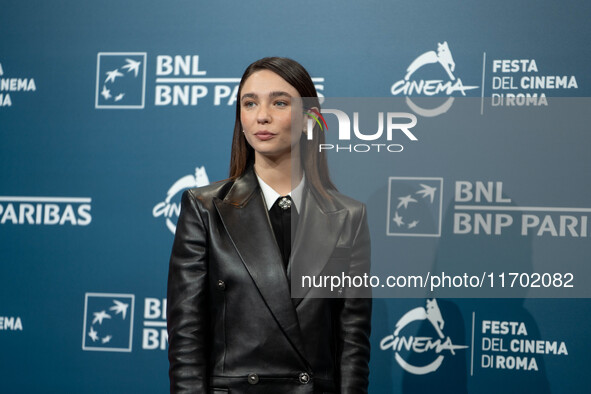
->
[380,299,468,375]
[387,177,443,237]
[0,196,92,226]
[153,166,210,234]
[82,293,169,352]
[95,53,325,109]
[95,52,147,109]
[82,293,135,352]
[391,42,479,117]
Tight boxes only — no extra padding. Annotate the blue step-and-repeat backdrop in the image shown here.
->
[1,1,590,393]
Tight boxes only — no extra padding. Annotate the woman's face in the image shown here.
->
[240,70,303,162]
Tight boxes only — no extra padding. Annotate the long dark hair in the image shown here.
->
[229,57,336,198]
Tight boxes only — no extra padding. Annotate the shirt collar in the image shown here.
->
[256,172,305,211]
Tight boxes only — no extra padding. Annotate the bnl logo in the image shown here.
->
[387,177,443,236]
[82,293,135,352]
[95,52,146,109]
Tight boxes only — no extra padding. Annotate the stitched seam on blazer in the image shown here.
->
[187,188,211,235]
[222,284,226,374]
[351,203,367,245]
[185,188,213,377]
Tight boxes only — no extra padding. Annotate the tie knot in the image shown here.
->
[277,196,292,210]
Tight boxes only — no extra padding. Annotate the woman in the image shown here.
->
[167,57,371,394]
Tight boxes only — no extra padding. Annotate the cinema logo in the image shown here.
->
[480,319,568,372]
[390,42,478,117]
[0,196,92,226]
[490,59,578,107]
[0,62,37,107]
[0,316,23,331]
[380,299,468,374]
[152,166,210,234]
[154,55,324,106]
[306,108,418,154]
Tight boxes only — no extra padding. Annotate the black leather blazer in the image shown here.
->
[167,167,372,394]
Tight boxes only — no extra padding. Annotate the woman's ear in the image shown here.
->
[304,106,326,137]
[308,106,319,113]
[303,106,320,134]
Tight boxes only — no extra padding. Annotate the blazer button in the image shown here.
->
[299,372,310,384]
[247,373,259,384]
[217,280,226,290]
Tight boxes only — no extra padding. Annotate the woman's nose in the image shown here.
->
[257,106,271,123]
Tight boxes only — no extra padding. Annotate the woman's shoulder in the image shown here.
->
[327,189,365,210]
[183,177,235,206]
[310,188,366,220]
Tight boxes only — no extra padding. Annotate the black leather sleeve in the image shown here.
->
[167,189,209,393]
[338,204,372,393]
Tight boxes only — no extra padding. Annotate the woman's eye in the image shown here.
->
[275,100,288,107]
[242,101,256,108]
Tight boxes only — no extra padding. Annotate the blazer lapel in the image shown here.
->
[289,187,348,306]
[213,168,309,367]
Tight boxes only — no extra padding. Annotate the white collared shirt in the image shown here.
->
[256,173,305,212]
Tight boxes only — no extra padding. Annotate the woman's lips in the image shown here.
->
[254,131,275,141]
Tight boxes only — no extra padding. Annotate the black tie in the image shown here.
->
[269,196,299,269]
